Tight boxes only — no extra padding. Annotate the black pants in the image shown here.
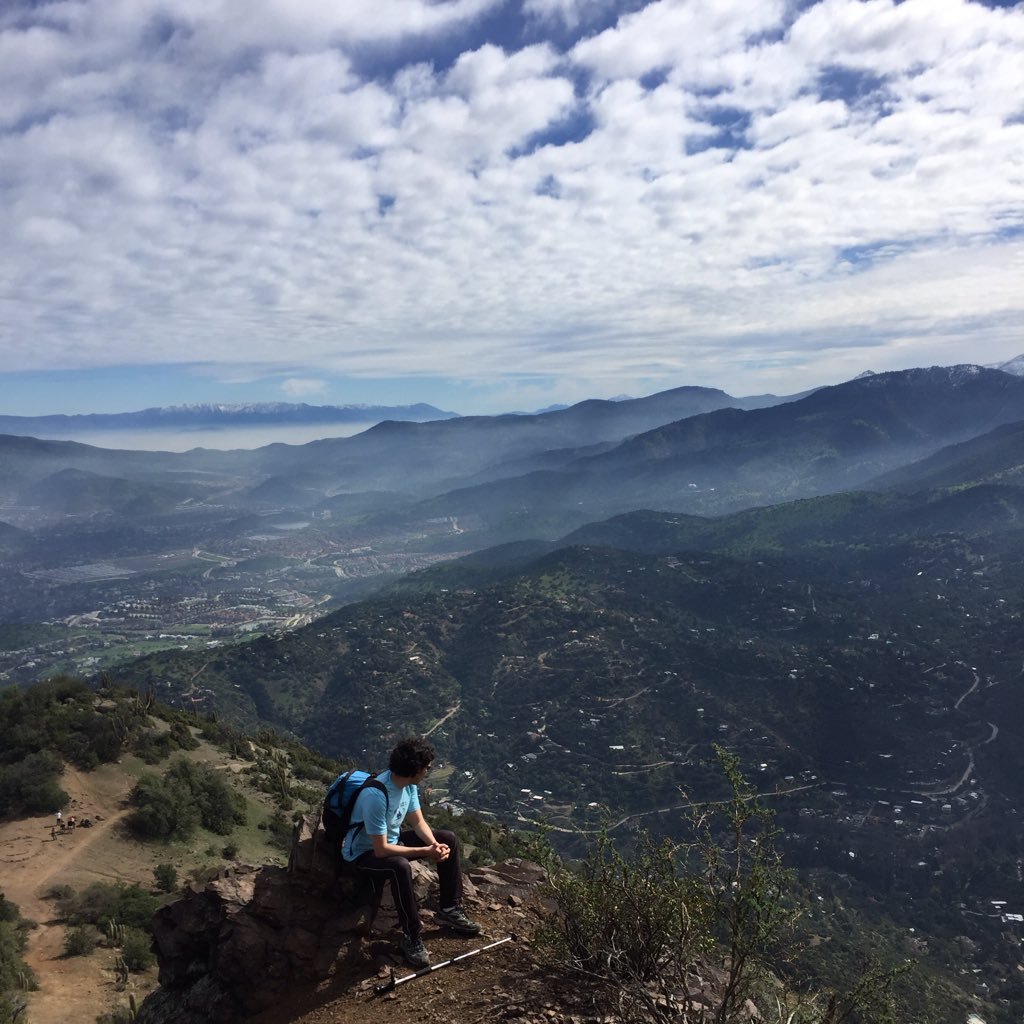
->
[350,828,463,938]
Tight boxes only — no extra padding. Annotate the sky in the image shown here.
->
[1,0,1023,418]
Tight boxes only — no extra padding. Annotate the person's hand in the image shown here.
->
[427,842,449,862]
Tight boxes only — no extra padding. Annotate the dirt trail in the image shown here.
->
[0,763,156,1024]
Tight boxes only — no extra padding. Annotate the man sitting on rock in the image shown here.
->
[342,736,481,968]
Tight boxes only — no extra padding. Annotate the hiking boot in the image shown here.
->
[399,933,430,969]
[436,906,482,936]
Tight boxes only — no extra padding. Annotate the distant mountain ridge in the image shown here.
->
[0,401,458,434]
[988,352,1024,376]
[3,366,1023,532]
[405,364,1024,537]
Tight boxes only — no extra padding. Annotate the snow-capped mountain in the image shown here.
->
[0,402,459,434]
[989,353,1024,376]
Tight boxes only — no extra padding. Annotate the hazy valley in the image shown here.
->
[3,363,1024,1020]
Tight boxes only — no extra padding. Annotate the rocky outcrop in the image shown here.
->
[134,814,544,1024]
[134,815,385,1023]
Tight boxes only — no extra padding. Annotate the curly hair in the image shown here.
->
[389,736,436,777]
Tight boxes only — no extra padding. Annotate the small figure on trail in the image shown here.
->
[67,816,76,830]
[340,736,481,969]
[50,826,58,840]
[55,810,62,827]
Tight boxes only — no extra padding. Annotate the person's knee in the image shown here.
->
[435,828,458,848]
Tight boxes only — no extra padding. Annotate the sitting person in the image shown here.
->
[342,736,480,968]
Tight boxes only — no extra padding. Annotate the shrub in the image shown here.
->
[126,773,199,839]
[1,994,30,1024]
[153,864,178,894]
[533,828,714,1021]
[264,812,294,852]
[0,751,68,819]
[127,758,244,840]
[0,896,36,996]
[532,747,913,1024]
[58,883,159,932]
[168,720,200,752]
[131,730,177,765]
[221,842,239,860]
[63,925,98,957]
[119,927,155,972]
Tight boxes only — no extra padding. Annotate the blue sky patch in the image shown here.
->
[815,65,889,108]
[509,103,595,158]
[686,107,753,154]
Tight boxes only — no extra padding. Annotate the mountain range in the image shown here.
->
[0,400,457,436]
[4,365,1024,535]
[5,360,1024,1018]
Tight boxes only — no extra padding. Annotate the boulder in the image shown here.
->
[136,814,381,1023]
[135,813,543,1024]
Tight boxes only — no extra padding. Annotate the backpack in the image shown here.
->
[322,769,389,856]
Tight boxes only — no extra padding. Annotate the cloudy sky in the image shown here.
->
[1,0,1022,417]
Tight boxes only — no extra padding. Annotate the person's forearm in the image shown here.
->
[376,839,433,858]
[414,820,438,846]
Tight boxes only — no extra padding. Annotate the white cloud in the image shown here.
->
[0,0,1022,404]
[281,377,328,398]
[572,0,788,82]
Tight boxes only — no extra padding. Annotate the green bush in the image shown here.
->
[58,883,159,932]
[0,750,68,819]
[264,812,294,852]
[119,927,155,972]
[221,842,239,860]
[63,925,98,957]
[168,720,200,751]
[532,748,913,1024]
[126,772,199,839]
[153,864,178,894]
[127,757,244,840]
[0,895,36,997]
[131,730,178,765]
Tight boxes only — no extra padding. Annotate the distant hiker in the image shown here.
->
[55,810,62,827]
[50,826,58,840]
[339,736,480,969]
[67,815,76,830]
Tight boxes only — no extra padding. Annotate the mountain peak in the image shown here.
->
[989,353,1024,376]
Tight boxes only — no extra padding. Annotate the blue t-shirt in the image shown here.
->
[342,769,421,861]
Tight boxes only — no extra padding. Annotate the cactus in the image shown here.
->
[114,955,130,989]
[128,991,138,1017]
[106,919,126,945]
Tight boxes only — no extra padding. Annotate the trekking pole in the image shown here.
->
[373,934,516,996]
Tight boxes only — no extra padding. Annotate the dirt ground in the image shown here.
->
[248,900,562,1024]
[0,762,160,1023]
